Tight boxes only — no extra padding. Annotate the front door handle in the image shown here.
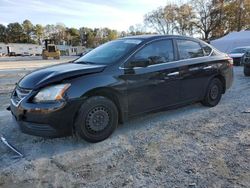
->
[203,65,213,70]
[167,71,180,76]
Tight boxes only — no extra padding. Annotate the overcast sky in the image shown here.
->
[0,0,183,31]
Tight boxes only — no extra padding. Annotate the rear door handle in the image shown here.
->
[167,71,179,76]
[203,65,213,70]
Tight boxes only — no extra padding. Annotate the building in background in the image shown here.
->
[0,43,42,56]
[57,45,86,56]
[0,43,86,56]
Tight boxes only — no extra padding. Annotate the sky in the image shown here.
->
[0,0,182,31]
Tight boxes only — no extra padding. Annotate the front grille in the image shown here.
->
[12,86,32,105]
[233,57,241,65]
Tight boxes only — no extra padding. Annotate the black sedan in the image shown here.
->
[242,50,250,76]
[10,35,234,142]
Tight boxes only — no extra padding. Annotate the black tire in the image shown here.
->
[74,96,118,143]
[244,65,250,76]
[201,78,223,107]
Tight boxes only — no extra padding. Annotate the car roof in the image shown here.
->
[120,34,201,43]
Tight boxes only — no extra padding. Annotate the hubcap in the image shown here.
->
[86,106,110,133]
[210,85,219,100]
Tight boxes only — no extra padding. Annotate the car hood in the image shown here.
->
[228,53,244,58]
[18,63,106,89]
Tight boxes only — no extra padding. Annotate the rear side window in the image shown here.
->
[177,40,204,60]
[132,40,174,65]
[201,43,212,56]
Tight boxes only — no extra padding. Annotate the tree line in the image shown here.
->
[0,0,249,46]
[0,21,116,47]
[144,0,250,41]
[0,20,151,48]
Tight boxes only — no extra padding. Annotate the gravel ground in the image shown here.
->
[0,60,249,188]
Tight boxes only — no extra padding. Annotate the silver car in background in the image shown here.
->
[242,49,250,76]
[228,46,250,66]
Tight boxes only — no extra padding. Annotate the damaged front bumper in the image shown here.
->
[10,96,81,138]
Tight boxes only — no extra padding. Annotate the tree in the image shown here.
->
[79,27,95,47]
[164,4,178,34]
[66,27,80,46]
[86,32,95,47]
[192,0,222,40]
[34,24,44,44]
[128,25,136,35]
[44,24,56,40]
[54,23,66,44]
[0,24,7,43]
[223,0,250,32]
[107,29,118,41]
[175,4,196,36]
[144,3,194,36]
[22,19,34,43]
[6,22,26,43]
[128,24,146,35]
[144,7,170,34]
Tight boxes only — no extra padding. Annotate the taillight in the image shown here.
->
[227,58,234,67]
[225,54,233,67]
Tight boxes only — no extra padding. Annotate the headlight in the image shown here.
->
[33,83,71,103]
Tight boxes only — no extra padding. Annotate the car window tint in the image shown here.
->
[201,43,212,56]
[132,40,174,65]
[177,40,204,59]
[75,39,142,64]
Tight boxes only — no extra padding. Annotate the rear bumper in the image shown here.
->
[10,99,82,138]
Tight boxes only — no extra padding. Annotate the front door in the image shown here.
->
[122,39,181,116]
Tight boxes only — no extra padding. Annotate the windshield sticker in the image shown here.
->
[123,40,142,44]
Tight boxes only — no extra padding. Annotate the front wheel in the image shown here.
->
[201,78,223,107]
[74,96,118,143]
[244,65,250,76]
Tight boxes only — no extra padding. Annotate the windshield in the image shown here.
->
[230,48,250,54]
[75,39,142,64]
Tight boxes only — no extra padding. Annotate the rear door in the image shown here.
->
[175,39,218,102]
[122,39,181,116]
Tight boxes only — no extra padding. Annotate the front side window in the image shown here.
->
[177,40,204,60]
[130,40,174,66]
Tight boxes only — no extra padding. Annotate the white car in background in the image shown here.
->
[228,46,250,66]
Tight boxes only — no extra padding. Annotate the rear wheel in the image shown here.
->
[201,78,223,107]
[244,65,250,76]
[74,96,118,143]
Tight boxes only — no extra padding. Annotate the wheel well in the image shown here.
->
[83,88,124,123]
[214,75,226,94]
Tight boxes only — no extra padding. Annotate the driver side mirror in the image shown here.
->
[127,58,150,68]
